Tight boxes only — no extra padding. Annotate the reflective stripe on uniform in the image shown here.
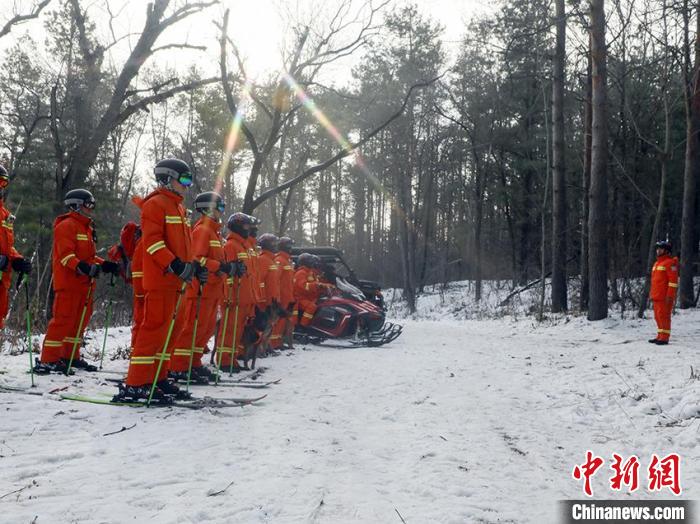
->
[283,265,292,270]
[216,346,234,354]
[61,253,77,266]
[269,265,278,271]
[63,337,81,344]
[146,240,166,254]
[43,340,63,347]
[654,266,666,271]
[303,312,313,319]
[165,215,184,224]
[76,234,89,241]
[132,271,144,278]
[658,329,671,334]
[668,283,678,288]
[209,240,222,247]
[200,257,207,266]
[238,252,248,259]
[130,356,155,365]
[155,352,171,362]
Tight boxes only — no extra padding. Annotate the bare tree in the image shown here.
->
[0,0,52,39]
[588,0,609,321]
[551,0,567,312]
[679,0,700,308]
[50,0,218,198]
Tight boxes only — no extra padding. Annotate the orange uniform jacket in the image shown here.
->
[140,187,192,291]
[258,249,281,307]
[217,233,257,365]
[52,211,103,290]
[294,267,324,302]
[191,214,226,293]
[245,237,264,305]
[274,251,294,307]
[650,254,679,302]
[0,204,22,327]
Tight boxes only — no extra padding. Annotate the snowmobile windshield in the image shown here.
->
[336,277,365,301]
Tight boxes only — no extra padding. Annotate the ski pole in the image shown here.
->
[228,277,241,377]
[215,279,234,386]
[147,281,187,406]
[65,281,94,376]
[23,274,34,387]
[98,274,116,370]
[185,282,204,392]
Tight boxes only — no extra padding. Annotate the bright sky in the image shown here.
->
[3,0,494,85]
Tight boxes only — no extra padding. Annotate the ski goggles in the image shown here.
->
[216,201,226,213]
[83,200,96,210]
[177,172,193,187]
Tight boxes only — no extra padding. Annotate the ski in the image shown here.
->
[0,384,69,396]
[191,379,281,389]
[101,376,278,389]
[59,393,265,409]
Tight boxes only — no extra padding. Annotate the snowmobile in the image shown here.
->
[290,247,402,347]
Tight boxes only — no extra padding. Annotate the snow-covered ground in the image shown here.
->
[2,306,700,522]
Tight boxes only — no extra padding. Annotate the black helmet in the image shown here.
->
[227,212,253,238]
[194,191,225,214]
[298,253,320,269]
[655,240,672,252]
[64,188,96,211]
[0,165,9,185]
[154,158,193,187]
[257,233,279,252]
[278,236,294,253]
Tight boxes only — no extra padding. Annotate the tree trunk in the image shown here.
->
[679,0,700,308]
[588,0,609,321]
[581,37,593,312]
[551,0,568,312]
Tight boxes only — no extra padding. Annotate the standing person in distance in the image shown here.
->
[648,240,679,346]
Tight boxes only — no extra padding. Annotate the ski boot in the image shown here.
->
[191,366,216,383]
[656,340,669,346]
[33,358,74,375]
[156,379,192,400]
[62,358,98,372]
[648,338,659,344]
[112,383,172,405]
[168,369,209,385]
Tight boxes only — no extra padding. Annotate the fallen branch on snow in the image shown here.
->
[207,480,234,497]
[103,423,137,437]
[395,507,407,523]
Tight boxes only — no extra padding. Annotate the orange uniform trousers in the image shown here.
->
[41,287,94,363]
[298,299,318,326]
[653,299,673,342]
[170,292,221,372]
[125,287,186,386]
[217,300,255,368]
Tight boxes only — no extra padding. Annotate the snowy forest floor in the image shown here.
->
[2,309,700,523]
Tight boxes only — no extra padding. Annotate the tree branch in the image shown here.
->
[251,75,442,209]
[0,0,51,39]
[115,77,219,127]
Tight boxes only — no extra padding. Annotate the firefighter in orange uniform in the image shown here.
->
[217,213,252,372]
[649,240,679,346]
[107,219,143,352]
[169,192,233,383]
[271,237,295,349]
[294,253,330,327]
[116,159,206,402]
[0,165,32,328]
[256,233,281,354]
[36,189,120,374]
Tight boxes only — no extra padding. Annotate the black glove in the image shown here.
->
[0,255,8,271]
[234,260,247,278]
[194,262,208,285]
[101,260,120,275]
[77,261,100,278]
[11,257,31,274]
[169,257,194,283]
[218,261,234,276]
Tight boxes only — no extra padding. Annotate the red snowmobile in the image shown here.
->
[290,247,402,347]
